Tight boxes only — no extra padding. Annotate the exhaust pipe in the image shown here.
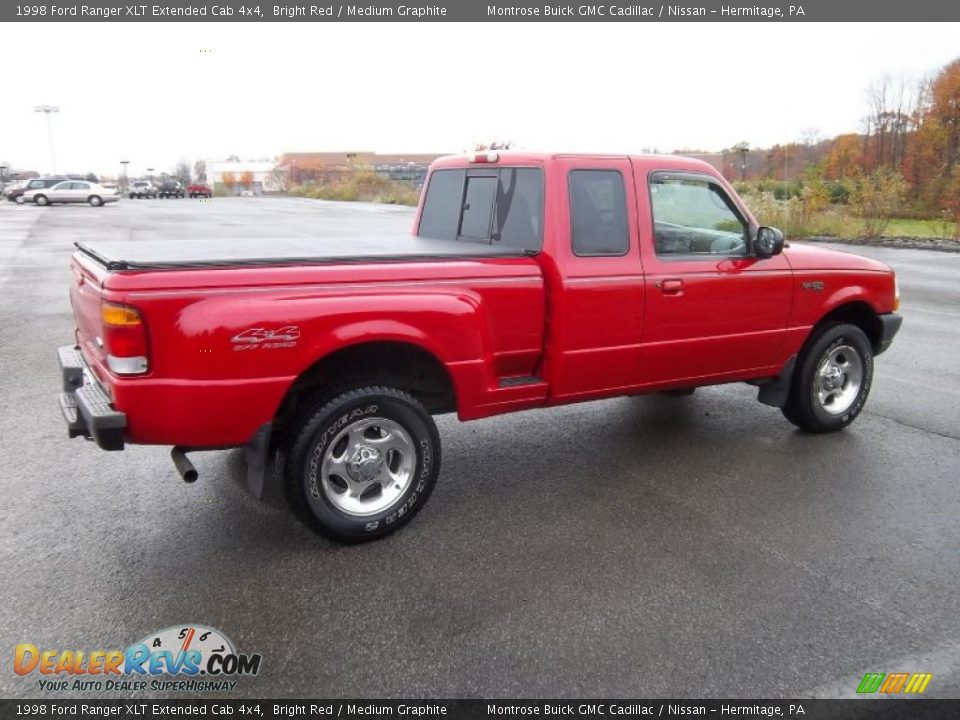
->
[171,446,198,483]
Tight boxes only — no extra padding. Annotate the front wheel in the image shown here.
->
[284,386,441,543]
[781,322,873,433]
[34,194,49,206]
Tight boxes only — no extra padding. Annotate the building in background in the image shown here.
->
[206,160,279,196]
[277,152,445,188]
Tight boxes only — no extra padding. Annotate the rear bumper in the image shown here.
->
[876,312,903,356]
[58,345,126,451]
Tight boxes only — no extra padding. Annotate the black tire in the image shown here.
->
[781,322,873,433]
[34,194,48,206]
[88,195,103,207]
[284,386,441,543]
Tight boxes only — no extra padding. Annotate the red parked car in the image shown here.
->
[188,183,212,198]
[58,152,901,542]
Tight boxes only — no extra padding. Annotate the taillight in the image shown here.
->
[101,301,148,375]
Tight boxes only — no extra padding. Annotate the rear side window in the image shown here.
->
[418,167,543,252]
[569,170,629,256]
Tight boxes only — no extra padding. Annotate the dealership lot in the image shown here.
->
[0,197,958,698]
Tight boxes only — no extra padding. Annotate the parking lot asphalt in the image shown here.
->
[1,197,958,699]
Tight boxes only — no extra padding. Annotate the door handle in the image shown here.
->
[657,278,684,294]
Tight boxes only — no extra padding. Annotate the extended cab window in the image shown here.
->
[650,174,748,257]
[418,167,543,252]
[569,170,629,256]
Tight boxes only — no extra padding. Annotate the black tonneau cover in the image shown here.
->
[75,234,530,271]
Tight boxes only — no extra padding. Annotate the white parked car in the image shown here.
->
[23,180,120,207]
[128,180,157,199]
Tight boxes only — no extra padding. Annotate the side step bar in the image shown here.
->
[498,375,543,388]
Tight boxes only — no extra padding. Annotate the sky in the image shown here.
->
[1,22,958,178]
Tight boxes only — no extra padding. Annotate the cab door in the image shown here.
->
[546,157,646,401]
[635,168,792,384]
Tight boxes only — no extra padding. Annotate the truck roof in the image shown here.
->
[430,151,720,175]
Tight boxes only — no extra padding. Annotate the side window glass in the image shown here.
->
[569,170,629,256]
[650,175,748,257]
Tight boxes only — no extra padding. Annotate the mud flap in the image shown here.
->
[757,355,797,408]
[245,424,272,499]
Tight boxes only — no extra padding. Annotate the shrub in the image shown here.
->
[824,180,851,205]
[739,189,847,238]
[941,167,960,240]
[288,170,420,206]
[850,169,907,239]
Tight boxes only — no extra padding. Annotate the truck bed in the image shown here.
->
[75,234,529,271]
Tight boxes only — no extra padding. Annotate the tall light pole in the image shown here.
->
[0,165,7,193]
[120,160,130,194]
[146,167,155,184]
[733,141,750,182]
[34,105,60,173]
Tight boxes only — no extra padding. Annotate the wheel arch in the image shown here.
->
[272,339,457,442]
[810,300,883,354]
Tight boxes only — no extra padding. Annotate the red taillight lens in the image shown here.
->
[101,301,148,375]
[466,151,499,163]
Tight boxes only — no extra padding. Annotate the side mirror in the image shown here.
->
[754,226,784,258]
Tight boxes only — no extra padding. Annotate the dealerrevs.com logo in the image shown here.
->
[14,624,262,693]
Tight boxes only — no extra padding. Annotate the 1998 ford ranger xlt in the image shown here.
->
[58,152,902,542]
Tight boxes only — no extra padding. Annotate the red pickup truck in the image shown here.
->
[59,152,901,542]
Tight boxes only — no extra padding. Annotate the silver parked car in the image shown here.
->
[23,180,120,207]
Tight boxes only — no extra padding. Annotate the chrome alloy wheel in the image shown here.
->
[814,344,863,415]
[320,417,416,516]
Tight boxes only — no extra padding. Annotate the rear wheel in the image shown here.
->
[88,195,103,207]
[284,386,441,543]
[781,322,873,432]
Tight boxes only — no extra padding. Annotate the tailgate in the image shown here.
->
[69,252,110,369]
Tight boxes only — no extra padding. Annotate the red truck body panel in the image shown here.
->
[68,152,898,449]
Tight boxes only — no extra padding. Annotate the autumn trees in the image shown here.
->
[732,56,959,230]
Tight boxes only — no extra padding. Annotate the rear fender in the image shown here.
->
[283,291,497,415]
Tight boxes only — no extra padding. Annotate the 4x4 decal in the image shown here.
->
[231,326,301,350]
